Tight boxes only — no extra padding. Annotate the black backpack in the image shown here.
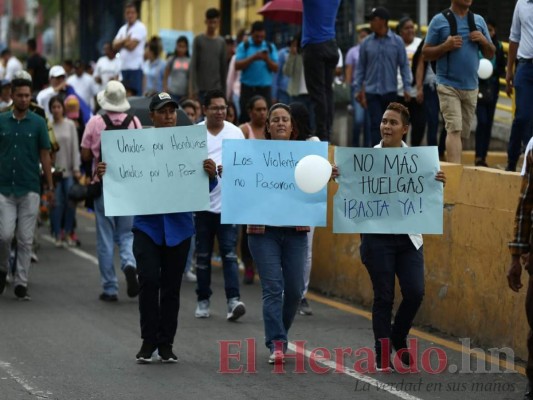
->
[243,40,275,56]
[413,8,479,81]
[101,113,135,131]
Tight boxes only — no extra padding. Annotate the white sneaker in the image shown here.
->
[183,270,197,282]
[268,350,285,365]
[226,297,246,321]
[54,238,64,248]
[195,299,210,318]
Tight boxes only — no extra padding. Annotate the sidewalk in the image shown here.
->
[332,94,514,168]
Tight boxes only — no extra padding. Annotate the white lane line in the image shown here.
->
[287,343,425,400]
[0,361,52,399]
[41,235,98,265]
[42,234,422,400]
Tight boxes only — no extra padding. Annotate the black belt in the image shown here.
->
[518,59,533,64]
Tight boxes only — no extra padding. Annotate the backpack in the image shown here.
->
[243,39,275,56]
[441,8,477,37]
[79,113,137,207]
[101,113,135,131]
[414,8,479,80]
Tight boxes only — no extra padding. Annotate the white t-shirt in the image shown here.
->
[375,140,423,249]
[36,86,56,119]
[93,56,122,91]
[521,137,533,176]
[5,56,23,80]
[114,20,147,70]
[198,120,245,213]
[397,37,421,97]
[67,73,98,111]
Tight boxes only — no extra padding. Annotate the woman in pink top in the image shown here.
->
[239,95,267,140]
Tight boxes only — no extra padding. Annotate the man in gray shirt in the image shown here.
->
[189,8,227,104]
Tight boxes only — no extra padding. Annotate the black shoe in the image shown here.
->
[0,270,6,295]
[99,293,118,302]
[391,335,411,367]
[124,266,139,298]
[474,158,488,167]
[14,285,31,301]
[376,352,394,372]
[506,162,517,172]
[158,344,178,363]
[136,341,157,364]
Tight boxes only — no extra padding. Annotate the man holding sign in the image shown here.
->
[337,103,445,371]
[97,92,218,363]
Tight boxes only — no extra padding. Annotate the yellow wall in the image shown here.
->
[231,0,264,34]
[141,0,264,38]
[312,156,529,359]
[141,0,219,37]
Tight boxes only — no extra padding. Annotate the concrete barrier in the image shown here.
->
[311,157,529,359]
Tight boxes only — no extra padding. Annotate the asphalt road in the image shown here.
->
[0,211,527,400]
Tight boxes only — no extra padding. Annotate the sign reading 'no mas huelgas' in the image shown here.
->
[333,146,443,234]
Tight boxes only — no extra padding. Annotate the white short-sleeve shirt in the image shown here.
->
[114,20,147,70]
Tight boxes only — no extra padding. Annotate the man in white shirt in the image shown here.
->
[66,61,98,111]
[194,89,246,322]
[1,49,23,80]
[112,2,147,97]
[93,42,122,92]
[36,65,92,123]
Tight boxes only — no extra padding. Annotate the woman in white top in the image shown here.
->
[396,17,426,146]
[49,96,81,246]
[359,102,445,371]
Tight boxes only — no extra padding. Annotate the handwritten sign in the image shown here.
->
[221,140,329,226]
[101,125,210,216]
[333,146,443,234]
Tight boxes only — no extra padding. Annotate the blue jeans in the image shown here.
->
[93,195,136,295]
[475,81,499,160]
[51,176,75,237]
[359,234,424,352]
[185,234,196,273]
[351,87,371,147]
[366,92,398,146]
[508,62,533,170]
[121,69,143,97]
[248,227,307,352]
[194,211,240,301]
[423,84,440,146]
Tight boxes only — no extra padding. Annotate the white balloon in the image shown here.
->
[294,155,332,194]
[478,58,493,80]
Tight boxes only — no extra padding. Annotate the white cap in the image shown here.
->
[49,65,66,78]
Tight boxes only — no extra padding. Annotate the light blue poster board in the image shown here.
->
[159,29,194,56]
[333,146,443,234]
[101,125,210,216]
[221,140,329,226]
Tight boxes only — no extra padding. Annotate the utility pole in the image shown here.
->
[418,0,428,28]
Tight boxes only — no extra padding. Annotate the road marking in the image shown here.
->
[72,209,526,377]
[286,343,424,400]
[306,292,524,376]
[0,361,52,399]
[41,235,98,265]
